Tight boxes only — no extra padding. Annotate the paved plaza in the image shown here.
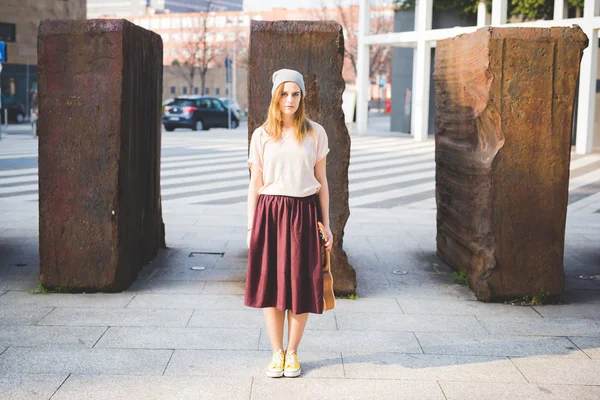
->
[0,121,599,399]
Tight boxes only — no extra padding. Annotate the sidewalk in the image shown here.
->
[0,134,599,399]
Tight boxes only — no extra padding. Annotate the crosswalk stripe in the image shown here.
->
[349,182,434,207]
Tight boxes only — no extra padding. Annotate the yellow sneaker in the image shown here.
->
[284,350,301,377]
[266,349,285,378]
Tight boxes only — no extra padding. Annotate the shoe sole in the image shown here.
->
[283,369,301,378]
[266,370,284,378]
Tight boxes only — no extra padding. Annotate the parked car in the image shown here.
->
[0,95,26,123]
[162,96,240,131]
[219,97,242,117]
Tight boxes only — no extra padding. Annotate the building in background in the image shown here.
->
[87,0,242,18]
[0,0,86,121]
[117,4,394,110]
[164,0,242,13]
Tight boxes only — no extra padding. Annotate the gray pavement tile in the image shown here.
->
[415,332,588,358]
[440,382,600,400]
[335,312,488,334]
[533,304,600,319]
[52,375,252,400]
[333,298,402,313]
[165,349,344,378]
[125,279,207,294]
[0,373,67,400]
[95,326,261,350]
[201,281,245,294]
[251,378,445,400]
[0,347,172,375]
[0,279,40,292]
[567,336,600,359]
[397,299,541,317]
[342,352,526,383]
[138,266,246,281]
[0,291,135,308]
[259,330,422,353]
[37,307,194,327]
[0,325,106,347]
[510,357,600,385]
[0,305,53,325]
[188,309,336,330]
[477,316,600,337]
[126,293,246,310]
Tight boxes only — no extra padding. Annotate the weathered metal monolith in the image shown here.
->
[434,26,588,301]
[248,20,356,295]
[38,19,165,292]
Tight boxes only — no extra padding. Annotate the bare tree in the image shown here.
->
[170,1,222,95]
[314,2,393,84]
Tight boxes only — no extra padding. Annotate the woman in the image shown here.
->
[245,68,333,378]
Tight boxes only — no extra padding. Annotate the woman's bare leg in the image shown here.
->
[263,307,286,352]
[286,310,309,352]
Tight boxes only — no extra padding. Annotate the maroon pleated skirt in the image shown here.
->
[245,194,324,314]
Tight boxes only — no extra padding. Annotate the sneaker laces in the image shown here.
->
[270,351,284,369]
[285,351,298,369]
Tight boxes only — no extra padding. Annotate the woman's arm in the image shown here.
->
[315,156,332,251]
[247,163,264,246]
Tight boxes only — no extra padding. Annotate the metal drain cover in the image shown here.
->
[578,275,596,280]
[190,266,206,271]
[392,270,408,275]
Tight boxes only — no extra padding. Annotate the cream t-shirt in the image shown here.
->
[247,120,330,198]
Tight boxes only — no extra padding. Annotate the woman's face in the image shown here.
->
[279,82,302,116]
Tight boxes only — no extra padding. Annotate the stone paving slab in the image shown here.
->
[397,299,541,317]
[0,373,67,400]
[0,325,106,347]
[251,378,445,400]
[187,309,336,330]
[533,304,600,319]
[125,293,246,310]
[201,281,246,294]
[439,381,600,400]
[510,357,600,385]
[52,375,252,400]
[259,330,423,353]
[477,316,600,336]
[164,349,344,378]
[567,336,600,359]
[332,298,402,313]
[0,347,172,375]
[0,305,52,325]
[127,279,207,294]
[341,353,526,383]
[415,332,588,358]
[335,312,488,334]
[95,326,261,350]
[0,291,135,308]
[37,307,194,327]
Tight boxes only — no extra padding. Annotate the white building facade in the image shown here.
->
[356,0,600,154]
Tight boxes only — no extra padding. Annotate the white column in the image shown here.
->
[575,0,600,154]
[553,0,567,20]
[491,0,507,25]
[477,1,488,26]
[356,0,370,134]
[411,0,433,141]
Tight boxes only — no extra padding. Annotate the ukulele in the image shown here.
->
[318,222,335,311]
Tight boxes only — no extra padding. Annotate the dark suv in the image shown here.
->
[162,96,239,131]
[1,95,26,124]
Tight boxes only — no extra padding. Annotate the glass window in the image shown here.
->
[0,22,16,42]
[226,88,229,96]
[227,32,235,41]
[150,18,160,29]
[172,33,180,41]
[194,87,199,94]
[206,17,215,27]
[215,16,226,27]
[216,33,224,42]
[171,18,181,29]
[172,99,196,107]
[198,99,211,108]
[215,88,220,95]
[205,87,210,94]
[160,18,171,29]
[161,33,169,42]
[170,86,176,94]
[183,87,187,94]
[212,99,224,110]
[239,31,247,41]
[183,32,191,42]
[206,32,214,41]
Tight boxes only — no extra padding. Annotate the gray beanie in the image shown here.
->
[271,69,305,98]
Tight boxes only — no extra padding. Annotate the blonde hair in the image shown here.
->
[262,82,314,144]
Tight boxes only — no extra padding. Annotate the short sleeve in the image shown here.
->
[315,124,330,163]
[248,128,264,172]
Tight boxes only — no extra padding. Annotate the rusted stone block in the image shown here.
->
[37,19,165,292]
[434,26,588,301]
[248,21,356,295]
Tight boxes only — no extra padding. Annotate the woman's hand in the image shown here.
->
[324,226,333,252]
